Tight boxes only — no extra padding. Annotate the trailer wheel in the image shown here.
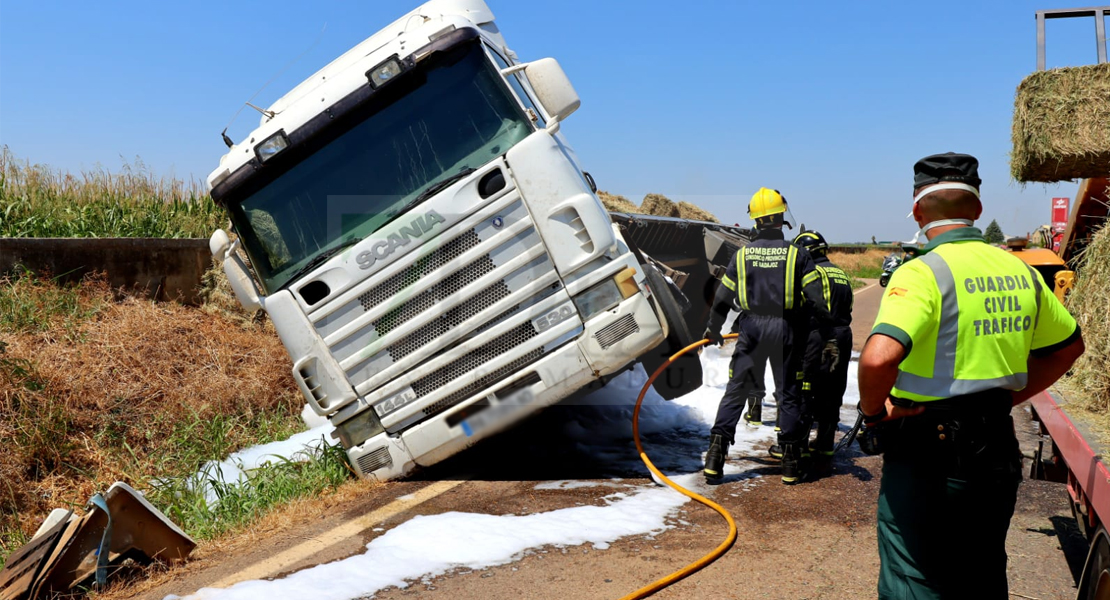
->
[1079,527,1110,600]
[640,264,703,400]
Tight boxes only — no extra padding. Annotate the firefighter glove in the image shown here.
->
[703,327,723,346]
[820,339,840,373]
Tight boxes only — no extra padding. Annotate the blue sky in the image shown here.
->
[1,1,1106,242]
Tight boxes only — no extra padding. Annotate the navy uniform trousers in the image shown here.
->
[802,325,853,425]
[711,313,808,444]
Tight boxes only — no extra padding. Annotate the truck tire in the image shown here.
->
[640,264,703,400]
[1079,527,1110,600]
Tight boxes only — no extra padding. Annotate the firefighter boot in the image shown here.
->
[781,442,808,485]
[743,395,763,428]
[810,422,837,457]
[768,442,783,460]
[704,434,728,482]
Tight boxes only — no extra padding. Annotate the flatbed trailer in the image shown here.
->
[1031,389,1110,599]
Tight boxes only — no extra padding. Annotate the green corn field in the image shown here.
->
[0,146,224,238]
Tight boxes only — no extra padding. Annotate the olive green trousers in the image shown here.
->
[876,453,1020,599]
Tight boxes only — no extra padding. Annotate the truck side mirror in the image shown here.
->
[209,229,263,312]
[523,58,580,132]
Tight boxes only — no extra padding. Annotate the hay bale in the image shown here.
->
[641,193,680,218]
[1065,218,1110,416]
[1011,63,1110,182]
[677,201,719,223]
[597,190,642,214]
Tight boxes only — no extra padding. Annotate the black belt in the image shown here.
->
[882,389,1021,479]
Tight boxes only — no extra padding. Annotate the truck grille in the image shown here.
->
[411,322,538,398]
[421,348,544,419]
[315,194,566,425]
[373,255,499,336]
[388,286,513,361]
[357,229,482,313]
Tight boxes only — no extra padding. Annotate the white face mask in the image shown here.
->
[907,182,978,237]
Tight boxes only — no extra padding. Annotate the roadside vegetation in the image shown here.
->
[828,248,888,288]
[0,146,223,238]
[0,270,354,569]
[0,152,355,572]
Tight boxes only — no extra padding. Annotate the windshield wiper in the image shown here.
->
[378,167,477,230]
[280,238,362,289]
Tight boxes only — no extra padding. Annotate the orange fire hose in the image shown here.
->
[618,333,739,600]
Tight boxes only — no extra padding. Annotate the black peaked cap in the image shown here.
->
[913,152,981,189]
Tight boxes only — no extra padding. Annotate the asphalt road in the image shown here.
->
[132,279,1088,600]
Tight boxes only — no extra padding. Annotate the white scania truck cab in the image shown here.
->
[206,0,693,481]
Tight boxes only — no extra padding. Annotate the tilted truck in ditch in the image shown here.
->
[205,0,750,482]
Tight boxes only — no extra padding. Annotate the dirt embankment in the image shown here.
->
[0,271,300,562]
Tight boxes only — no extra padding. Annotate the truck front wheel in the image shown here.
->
[640,264,703,400]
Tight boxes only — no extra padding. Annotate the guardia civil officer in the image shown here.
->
[702,188,832,485]
[858,153,1084,599]
[792,230,853,457]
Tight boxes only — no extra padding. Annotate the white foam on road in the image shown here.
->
[172,346,862,600]
[190,425,333,504]
[170,479,690,600]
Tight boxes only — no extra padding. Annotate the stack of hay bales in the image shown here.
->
[640,193,681,218]
[677,201,719,223]
[1065,213,1110,414]
[597,190,720,223]
[597,190,643,214]
[1011,63,1110,419]
[1011,63,1110,182]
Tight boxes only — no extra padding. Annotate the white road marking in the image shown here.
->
[854,283,878,295]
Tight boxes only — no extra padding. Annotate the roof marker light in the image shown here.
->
[367,57,402,89]
[254,131,289,163]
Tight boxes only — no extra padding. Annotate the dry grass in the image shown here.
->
[827,248,888,281]
[1063,218,1110,426]
[1011,63,1110,183]
[0,275,301,564]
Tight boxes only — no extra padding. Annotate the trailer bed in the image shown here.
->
[1031,387,1110,537]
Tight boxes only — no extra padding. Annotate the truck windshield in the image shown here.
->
[226,41,532,293]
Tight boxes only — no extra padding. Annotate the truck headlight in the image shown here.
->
[333,408,385,449]
[574,279,623,322]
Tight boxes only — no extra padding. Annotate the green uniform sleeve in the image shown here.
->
[870,261,938,351]
[1030,269,1079,355]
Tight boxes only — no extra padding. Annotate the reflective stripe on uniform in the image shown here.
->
[894,371,1029,398]
[817,265,832,312]
[736,247,749,310]
[784,245,798,309]
[722,275,737,292]
[893,252,960,397]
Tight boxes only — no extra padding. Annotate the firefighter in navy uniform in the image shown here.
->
[793,230,853,457]
[859,153,1085,599]
[702,188,832,485]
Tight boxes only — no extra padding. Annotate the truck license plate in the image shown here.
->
[460,388,535,437]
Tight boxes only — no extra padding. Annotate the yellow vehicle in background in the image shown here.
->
[1004,237,1074,302]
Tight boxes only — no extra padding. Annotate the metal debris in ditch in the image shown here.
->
[0,482,195,600]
